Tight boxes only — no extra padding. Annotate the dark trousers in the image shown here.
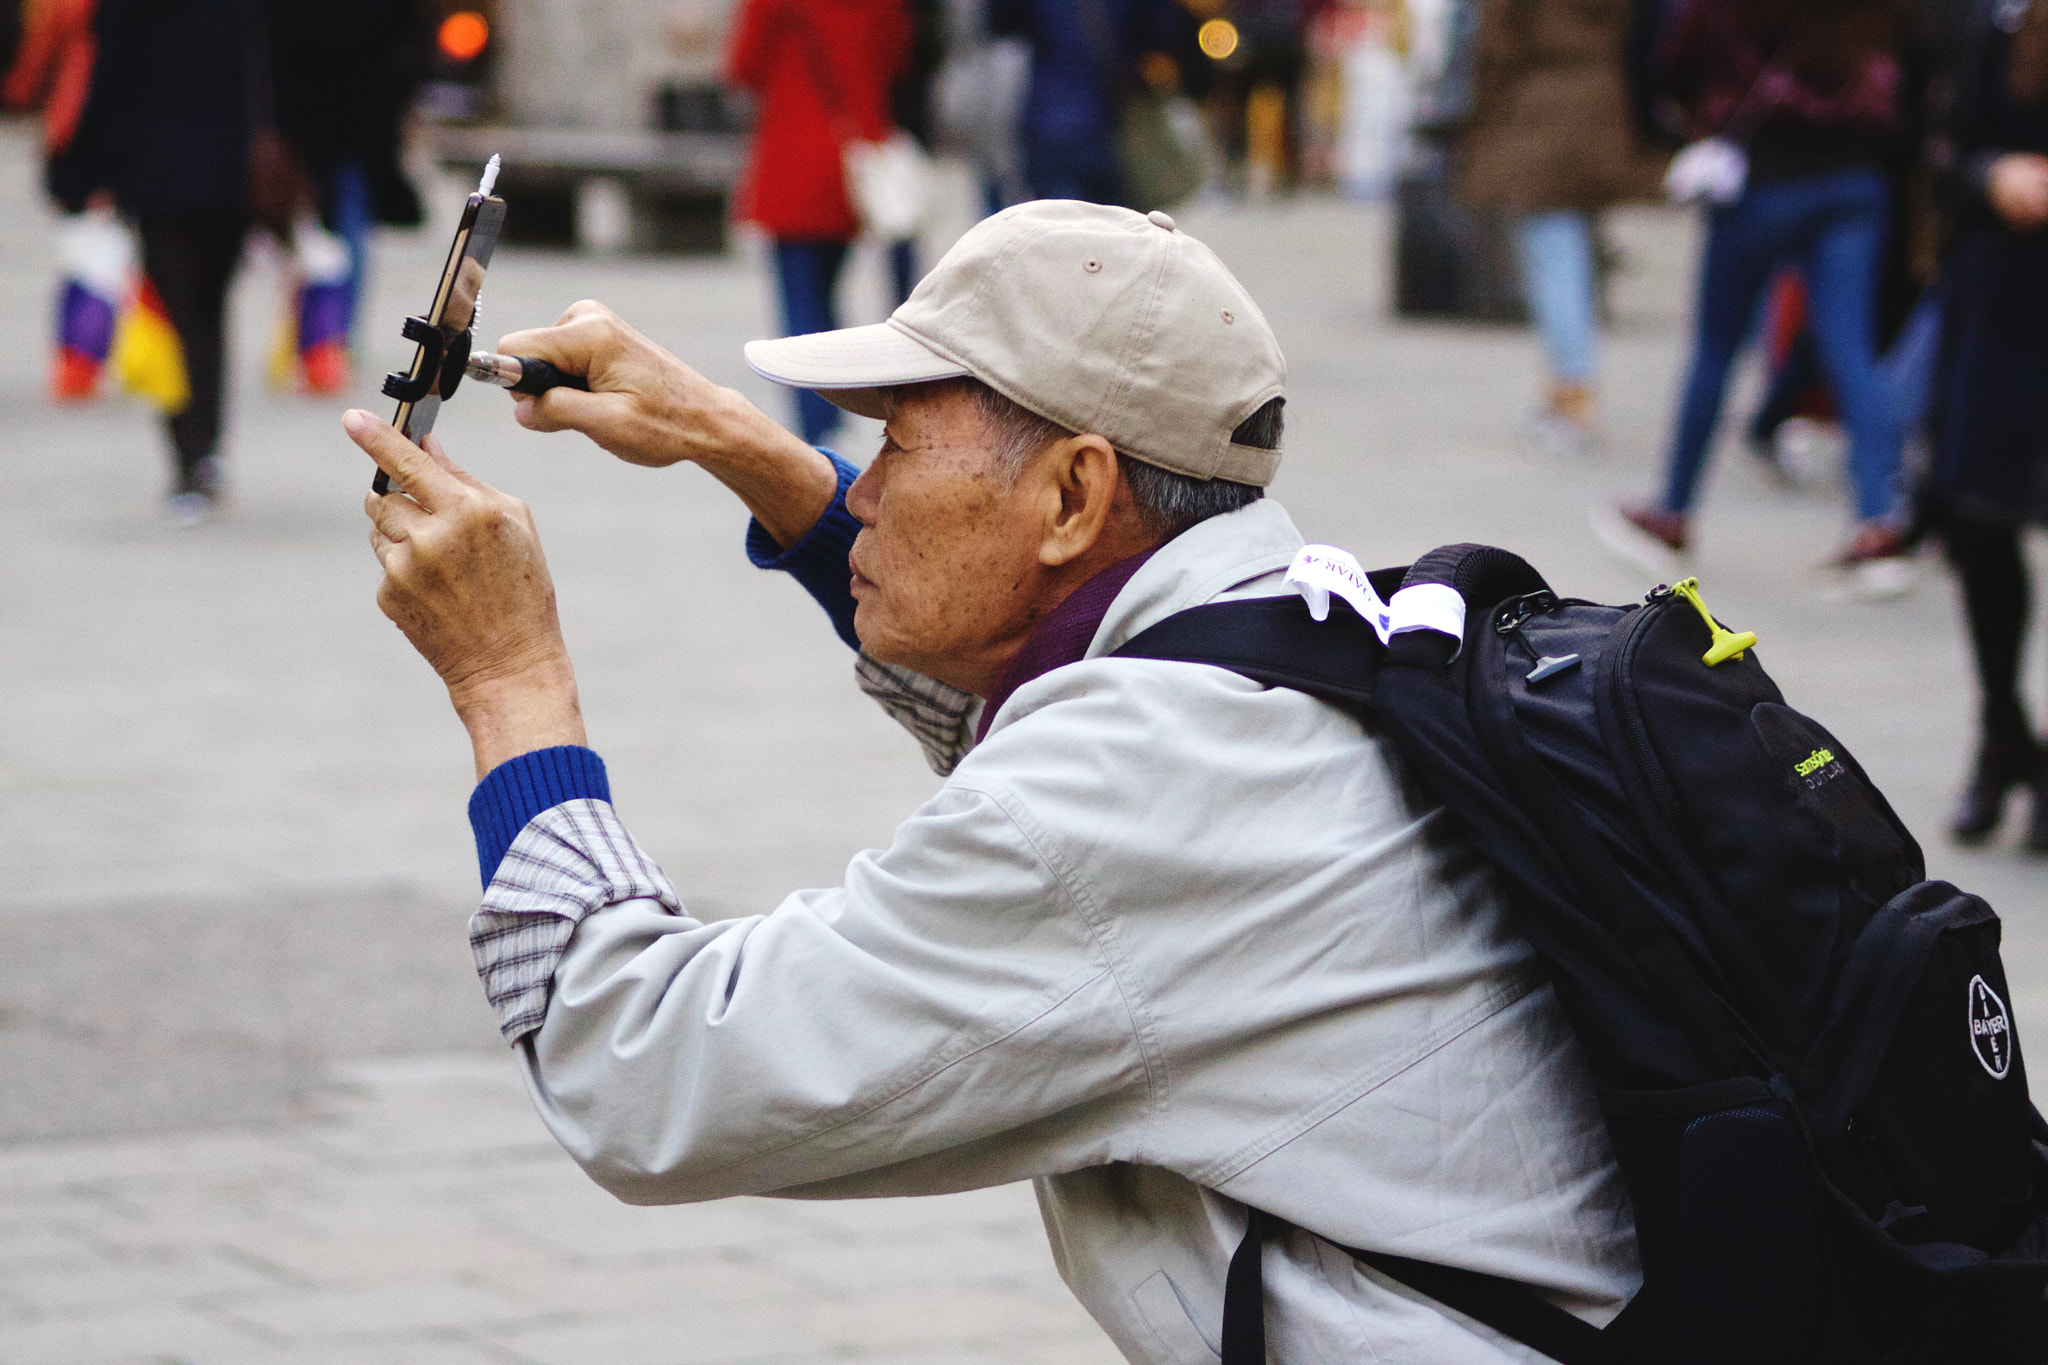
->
[1945,519,2034,745]
[1025,129,1122,205]
[137,215,246,486]
[1662,171,1902,521]
[773,237,919,446]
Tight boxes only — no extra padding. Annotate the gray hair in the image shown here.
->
[889,377,1275,543]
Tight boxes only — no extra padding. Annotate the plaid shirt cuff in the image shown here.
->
[855,651,982,776]
[469,799,680,1042]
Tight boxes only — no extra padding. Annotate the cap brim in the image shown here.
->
[743,321,970,421]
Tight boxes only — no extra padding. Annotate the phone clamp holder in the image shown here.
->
[381,315,474,405]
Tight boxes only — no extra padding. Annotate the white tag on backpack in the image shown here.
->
[1287,545,1389,632]
[1286,545,1467,648]
[1386,582,1466,643]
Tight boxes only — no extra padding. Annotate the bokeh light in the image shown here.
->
[438,10,491,63]
[1197,18,1239,60]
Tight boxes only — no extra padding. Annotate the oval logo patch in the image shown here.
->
[1969,975,2014,1080]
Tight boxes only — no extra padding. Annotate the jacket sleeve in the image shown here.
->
[1942,0,2043,210]
[726,0,776,90]
[3,0,63,110]
[490,785,1155,1206]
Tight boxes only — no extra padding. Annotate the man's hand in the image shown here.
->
[349,409,587,780]
[495,300,840,548]
[1989,153,2048,232]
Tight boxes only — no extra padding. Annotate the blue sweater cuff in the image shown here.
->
[744,450,862,649]
[468,745,611,887]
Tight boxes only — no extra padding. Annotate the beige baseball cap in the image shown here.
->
[743,200,1287,486]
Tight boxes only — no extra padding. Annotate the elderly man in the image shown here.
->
[346,201,1639,1362]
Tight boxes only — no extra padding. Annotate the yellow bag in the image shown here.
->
[110,277,190,415]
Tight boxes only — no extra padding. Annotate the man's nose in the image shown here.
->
[845,461,880,527]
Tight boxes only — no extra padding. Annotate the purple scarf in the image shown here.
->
[974,549,1158,742]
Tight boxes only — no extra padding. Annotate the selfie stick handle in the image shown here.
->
[465,349,590,396]
[509,356,590,396]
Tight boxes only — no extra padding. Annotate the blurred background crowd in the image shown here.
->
[4,0,2047,850]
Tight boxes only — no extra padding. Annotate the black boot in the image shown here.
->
[1951,731,2042,845]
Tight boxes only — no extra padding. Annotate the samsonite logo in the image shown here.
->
[1969,975,2013,1080]
[1794,747,1844,789]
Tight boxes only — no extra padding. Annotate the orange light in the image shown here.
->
[1197,18,1239,60]
[438,11,490,63]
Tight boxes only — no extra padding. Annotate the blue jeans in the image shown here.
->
[773,238,852,444]
[1516,210,1598,385]
[325,159,374,349]
[1662,170,1903,521]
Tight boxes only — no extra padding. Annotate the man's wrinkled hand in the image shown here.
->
[349,409,585,776]
[494,299,841,550]
[495,299,752,468]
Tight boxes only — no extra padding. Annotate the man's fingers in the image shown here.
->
[364,486,429,542]
[496,302,633,392]
[421,433,487,491]
[497,303,610,374]
[345,410,458,512]
[514,384,630,436]
[369,523,407,569]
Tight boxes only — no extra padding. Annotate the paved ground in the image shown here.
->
[2,120,2045,1364]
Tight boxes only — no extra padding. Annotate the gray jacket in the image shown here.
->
[472,499,1641,1362]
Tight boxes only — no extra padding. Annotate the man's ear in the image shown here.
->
[1036,433,1123,568]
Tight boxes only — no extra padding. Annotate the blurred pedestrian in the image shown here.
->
[1923,0,2048,849]
[934,0,1032,214]
[1225,0,1313,197]
[269,0,430,395]
[4,0,120,402]
[727,0,913,447]
[992,0,1187,203]
[1454,0,1669,453]
[1743,271,1837,480]
[73,0,303,523]
[1601,0,1915,591]
[889,0,944,298]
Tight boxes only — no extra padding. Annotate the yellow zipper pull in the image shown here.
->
[1669,577,1757,666]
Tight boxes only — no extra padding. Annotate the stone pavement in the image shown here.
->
[1,120,2045,1364]
[0,1056,1113,1365]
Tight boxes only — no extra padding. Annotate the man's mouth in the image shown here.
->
[849,552,874,594]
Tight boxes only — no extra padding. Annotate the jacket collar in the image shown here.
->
[971,498,1304,740]
[975,547,1159,742]
[1083,498,1305,658]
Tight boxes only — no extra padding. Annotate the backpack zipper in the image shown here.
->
[1610,587,1688,832]
[1494,591,1590,684]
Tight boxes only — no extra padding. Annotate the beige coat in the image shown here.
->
[479,500,1642,1362]
[1456,0,1669,211]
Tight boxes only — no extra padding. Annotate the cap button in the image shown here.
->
[1146,210,1177,231]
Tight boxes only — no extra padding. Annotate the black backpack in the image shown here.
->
[1115,543,2048,1364]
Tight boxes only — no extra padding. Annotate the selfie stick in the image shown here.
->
[463,350,591,396]
[373,155,590,497]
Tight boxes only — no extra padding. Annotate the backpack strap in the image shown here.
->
[1115,553,1656,1364]
[1223,1212,1654,1365]
[1109,585,1393,713]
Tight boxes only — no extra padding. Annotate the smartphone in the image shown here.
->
[372,164,507,495]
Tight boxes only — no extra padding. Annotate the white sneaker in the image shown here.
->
[1852,556,1916,601]
[165,492,214,528]
[1528,411,1598,459]
[1774,417,1841,488]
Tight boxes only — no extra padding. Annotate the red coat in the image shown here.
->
[727,0,911,241]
